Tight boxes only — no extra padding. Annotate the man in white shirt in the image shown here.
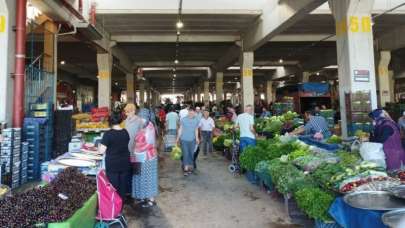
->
[179,104,189,120]
[195,106,203,122]
[199,110,215,156]
[236,104,256,153]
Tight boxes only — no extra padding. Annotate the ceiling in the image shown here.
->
[55,5,405,94]
[96,13,260,35]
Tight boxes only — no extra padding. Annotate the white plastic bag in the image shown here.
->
[359,142,386,169]
[145,122,156,146]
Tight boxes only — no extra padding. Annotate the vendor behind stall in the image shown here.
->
[292,110,331,139]
[369,108,405,171]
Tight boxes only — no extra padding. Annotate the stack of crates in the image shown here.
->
[29,103,53,162]
[0,128,22,189]
[11,129,21,188]
[23,118,50,181]
[20,142,29,184]
[0,129,13,175]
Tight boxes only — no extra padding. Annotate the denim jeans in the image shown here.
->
[201,131,213,155]
[239,137,256,153]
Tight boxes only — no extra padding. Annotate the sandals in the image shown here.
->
[141,200,157,208]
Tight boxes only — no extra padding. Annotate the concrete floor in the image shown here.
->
[122,150,302,228]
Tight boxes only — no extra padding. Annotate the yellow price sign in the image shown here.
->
[243,68,253,77]
[0,15,5,33]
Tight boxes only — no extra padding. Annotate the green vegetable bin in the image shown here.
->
[37,193,98,228]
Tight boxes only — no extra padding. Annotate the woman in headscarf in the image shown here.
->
[132,108,159,207]
[124,104,144,200]
[369,108,405,171]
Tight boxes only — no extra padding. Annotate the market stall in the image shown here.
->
[238,134,405,227]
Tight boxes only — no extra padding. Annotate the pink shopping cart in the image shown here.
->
[95,169,128,228]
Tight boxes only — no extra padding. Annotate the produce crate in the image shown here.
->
[315,219,342,228]
[257,172,274,191]
[245,171,259,185]
[36,193,97,228]
[23,118,53,180]
[284,194,314,227]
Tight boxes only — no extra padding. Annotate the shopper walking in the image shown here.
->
[236,105,256,153]
[199,110,215,156]
[99,113,131,199]
[195,106,203,122]
[132,108,159,208]
[179,104,189,120]
[165,106,179,135]
[177,107,200,176]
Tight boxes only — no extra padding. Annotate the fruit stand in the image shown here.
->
[0,168,97,227]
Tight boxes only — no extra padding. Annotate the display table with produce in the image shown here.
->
[0,168,97,227]
[237,134,405,227]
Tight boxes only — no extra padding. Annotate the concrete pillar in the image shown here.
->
[216,72,224,106]
[43,21,57,73]
[197,84,202,102]
[329,0,377,138]
[302,71,310,83]
[97,53,112,109]
[240,52,254,108]
[126,73,135,103]
[266,81,273,104]
[0,0,15,124]
[139,82,145,107]
[389,70,395,102]
[378,51,393,107]
[203,81,210,107]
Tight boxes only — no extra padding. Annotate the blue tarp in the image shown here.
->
[329,197,388,228]
[298,135,340,152]
[299,83,330,94]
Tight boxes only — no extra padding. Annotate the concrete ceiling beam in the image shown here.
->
[242,0,327,51]
[211,45,241,72]
[111,34,240,43]
[377,25,405,51]
[111,46,133,73]
[271,34,336,42]
[96,9,262,15]
[136,61,214,67]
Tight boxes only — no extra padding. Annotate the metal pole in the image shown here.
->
[12,0,27,127]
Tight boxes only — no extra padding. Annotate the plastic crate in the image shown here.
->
[315,220,342,228]
[284,194,314,227]
[245,171,260,185]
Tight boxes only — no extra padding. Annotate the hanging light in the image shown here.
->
[174,59,179,64]
[173,68,176,72]
[316,72,320,76]
[176,21,184,29]
[279,59,283,63]
[60,60,66,65]
[177,31,181,35]
[173,74,177,78]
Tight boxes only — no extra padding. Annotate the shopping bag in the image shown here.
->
[360,142,386,169]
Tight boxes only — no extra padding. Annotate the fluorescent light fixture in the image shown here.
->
[323,65,338,69]
[234,77,238,80]
[174,59,179,64]
[316,72,320,76]
[60,60,66,65]
[321,81,326,83]
[173,74,176,78]
[279,59,283,63]
[177,31,181,35]
[227,66,280,70]
[176,21,184,29]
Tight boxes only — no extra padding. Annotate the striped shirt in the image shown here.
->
[304,116,331,137]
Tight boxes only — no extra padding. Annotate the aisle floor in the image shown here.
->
[123,151,300,228]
